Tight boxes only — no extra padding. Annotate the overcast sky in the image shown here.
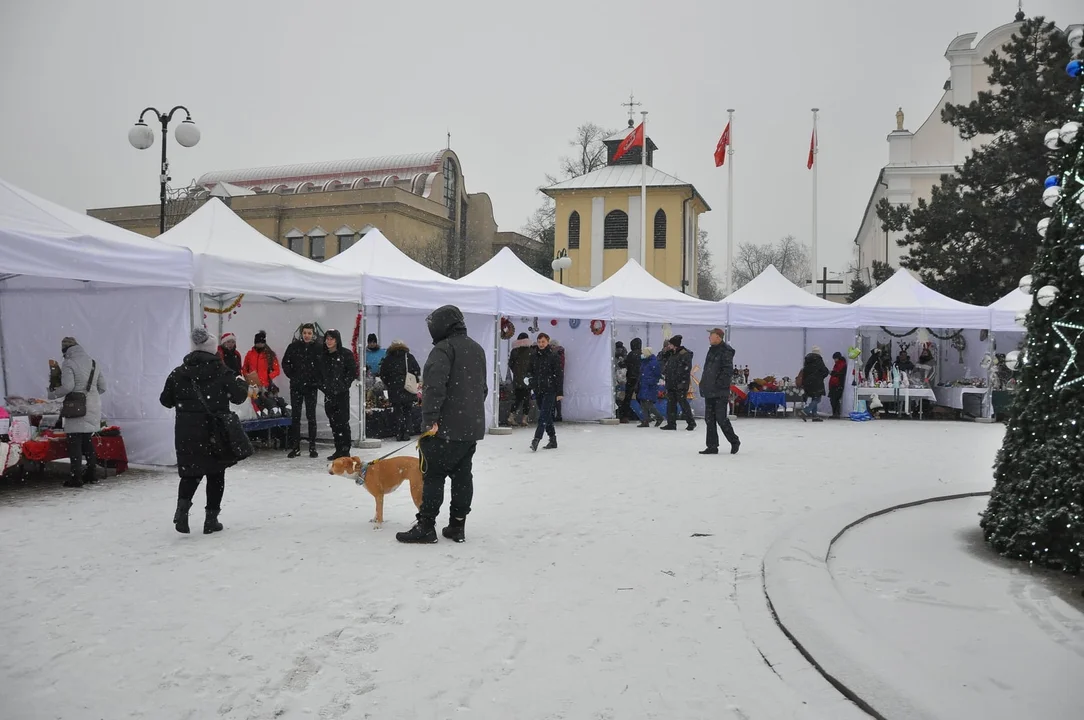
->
[1,0,1077,282]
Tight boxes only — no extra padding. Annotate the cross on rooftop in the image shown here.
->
[621,92,642,125]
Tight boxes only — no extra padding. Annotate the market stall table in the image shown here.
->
[855,387,936,419]
[19,432,129,474]
[932,386,989,417]
[747,391,787,417]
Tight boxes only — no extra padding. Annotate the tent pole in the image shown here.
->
[359,306,367,443]
[611,320,618,420]
[0,291,9,401]
[493,315,501,430]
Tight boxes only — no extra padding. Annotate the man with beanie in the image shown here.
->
[48,337,107,487]
[397,305,487,544]
[160,327,248,534]
[661,335,696,431]
[318,329,357,460]
[217,333,242,375]
[699,328,740,455]
[242,331,280,389]
[364,334,386,376]
[282,323,322,458]
[506,332,533,426]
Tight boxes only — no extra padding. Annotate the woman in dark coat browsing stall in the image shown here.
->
[377,339,422,442]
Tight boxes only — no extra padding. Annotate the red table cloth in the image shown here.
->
[20,434,129,473]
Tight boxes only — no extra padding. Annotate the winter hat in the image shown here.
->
[220,332,236,345]
[833,351,844,360]
[517,332,529,340]
[254,330,267,345]
[811,346,822,356]
[670,334,683,348]
[643,347,654,357]
[191,327,218,354]
[60,337,78,352]
[367,333,378,345]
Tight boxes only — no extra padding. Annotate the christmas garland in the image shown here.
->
[878,326,963,340]
[203,294,245,314]
[351,311,362,379]
[590,320,606,335]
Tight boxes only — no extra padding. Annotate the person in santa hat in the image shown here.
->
[217,332,242,375]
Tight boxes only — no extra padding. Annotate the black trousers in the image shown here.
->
[324,392,352,452]
[829,386,844,417]
[510,387,531,416]
[704,397,739,449]
[418,437,476,520]
[534,392,557,441]
[666,390,694,427]
[179,471,225,511]
[391,400,413,439]
[68,432,95,478]
[618,382,638,419]
[289,385,318,450]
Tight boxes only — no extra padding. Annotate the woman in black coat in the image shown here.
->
[376,339,421,442]
[799,346,831,422]
[160,328,249,535]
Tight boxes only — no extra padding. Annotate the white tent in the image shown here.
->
[852,268,990,329]
[459,247,611,318]
[722,265,856,328]
[0,177,195,465]
[990,288,1029,332]
[157,198,361,301]
[587,259,726,325]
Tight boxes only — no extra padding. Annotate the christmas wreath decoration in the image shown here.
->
[203,294,244,315]
[500,317,516,340]
[590,319,606,336]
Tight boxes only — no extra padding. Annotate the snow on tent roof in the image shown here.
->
[851,268,990,329]
[0,176,194,288]
[157,198,360,302]
[458,247,611,318]
[989,288,1030,332]
[722,264,857,328]
[587,259,725,324]
[323,227,496,314]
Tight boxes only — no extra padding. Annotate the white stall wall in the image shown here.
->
[0,279,190,465]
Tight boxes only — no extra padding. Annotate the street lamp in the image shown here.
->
[551,248,572,285]
[128,106,200,235]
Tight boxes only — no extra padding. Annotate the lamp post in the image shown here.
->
[128,106,201,235]
[552,248,572,285]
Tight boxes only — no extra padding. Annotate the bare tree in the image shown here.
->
[696,230,722,301]
[731,235,811,289]
[402,236,448,275]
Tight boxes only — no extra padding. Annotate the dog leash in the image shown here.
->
[360,429,437,482]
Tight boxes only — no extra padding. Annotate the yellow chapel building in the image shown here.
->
[543,121,710,293]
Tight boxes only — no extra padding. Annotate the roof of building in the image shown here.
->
[197,150,448,189]
[208,181,256,198]
[542,165,710,210]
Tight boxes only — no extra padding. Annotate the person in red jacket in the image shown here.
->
[242,330,281,389]
[828,351,848,419]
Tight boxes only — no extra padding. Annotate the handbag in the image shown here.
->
[61,361,96,419]
[191,379,254,463]
[403,354,420,395]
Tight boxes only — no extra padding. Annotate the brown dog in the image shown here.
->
[328,455,424,527]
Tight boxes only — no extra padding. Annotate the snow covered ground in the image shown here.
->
[0,419,1005,720]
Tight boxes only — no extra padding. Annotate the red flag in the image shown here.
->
[807,128,816,169]
[612,122,644,163]
[714,122,731,167]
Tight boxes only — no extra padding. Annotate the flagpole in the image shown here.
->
[641,110,648,268]
[811,107,819,295]
[726,108,734,296]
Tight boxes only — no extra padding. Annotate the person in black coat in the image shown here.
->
[282,323,322,458]
[397,305,488,545]
[318,328,357,460]
[506,333,533,426]
[160,327,249,535]
[527,332,564,452]
[662,335,696,431]
[799,346,831,422]
[699,328,740,454]
[377,339,422,442]
[619,337,643,422]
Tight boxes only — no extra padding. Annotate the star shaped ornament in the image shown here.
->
[1053,318,1084,390]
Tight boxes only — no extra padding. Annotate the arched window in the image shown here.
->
[568,211,581,249]
[653,209,667,249]
[603,210,628,249]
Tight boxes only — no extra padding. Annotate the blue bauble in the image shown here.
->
[1045,175,1059,188]
[568,318,581,329]
[1068,60,1082,78]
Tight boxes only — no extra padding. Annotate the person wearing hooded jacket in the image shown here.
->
[828,351,848,418]
[799,346,831,422]
[636,346,664,427]
[318,328,357,460]
[661,335,696,431]
[376,339,422,442]
[619,338,643,422]
[506,332,533,426]
[48,337,107,487]
[282,323,322,458]
[160,327,249,534]
[397,305,488,544]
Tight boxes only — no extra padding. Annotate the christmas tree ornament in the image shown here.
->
[1043,186,1064,207]
[568,318,581,329]
[1037,217,1051,237]
[1044,175,1060,188]
[1019,274,1034,294]
[1044,128,1062,149]
[1060,121,1081,144]
[1068,59,1082,78]
[1015,310,1029,327]
[1069,26,1083,51]
[1079,254,1084,276]
[1036,285,1060,307]
[1005,350,1021,371]
[1052,319,1084,390]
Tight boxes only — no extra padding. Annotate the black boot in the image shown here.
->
[63,470,83,488]
[396,515,437,544]
[637,421,650,427]
[531,438,540,452]
[442,516,466,543]
[174,499,193,534]
[83,465,99,484]
[287,447,301,459]
[204,509,223,534]
[730,439,741,455]
[654,417,664,427]
[543,437,557,450]
[309,444,319,459]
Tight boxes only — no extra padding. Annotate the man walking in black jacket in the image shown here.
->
[619,337,643,422]
[661,335,696,431]
[318,329,357,460]
[699,328,741,455]
[397,305,488,544]
[528,332,563,452]
[282,323,322,458]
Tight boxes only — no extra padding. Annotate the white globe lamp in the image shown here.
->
[175,119,201,148]
[128,121,154,150]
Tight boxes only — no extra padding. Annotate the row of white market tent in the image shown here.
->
[0,176,1028,466]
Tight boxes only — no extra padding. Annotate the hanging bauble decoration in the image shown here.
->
[1044,128,1062,149]
[1015,310,1029,327]
[1067,59,1082,78]
[500,317,516,340]
[980,353,994,370]
[1005,350,1021,371]
[1019,274,1034,294]
[1037,217,1051,237]
[590,320,606,336]
[1060,121,1081,145]
[1042,185,1063,207]
[1044,175,1060,188]
[550,319,558,326]
[568,318,581,329]
[1036,285,1060,307]
[847,346,862,360]
[1079,254,1084,276]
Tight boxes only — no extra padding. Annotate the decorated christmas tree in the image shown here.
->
[982,26,1084,573]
